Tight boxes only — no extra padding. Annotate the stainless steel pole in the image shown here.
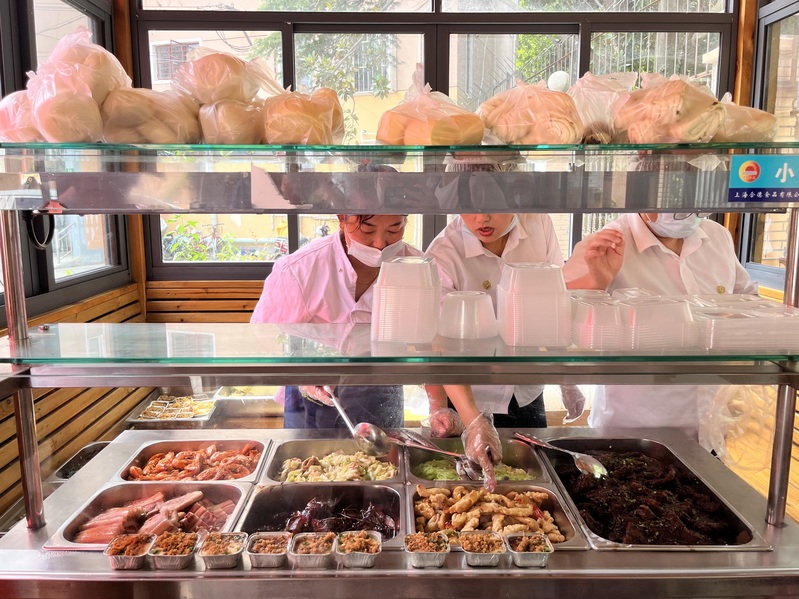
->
[0,209,44,529]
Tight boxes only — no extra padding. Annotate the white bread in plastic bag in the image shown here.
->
[173,51,263,105]
[568,72,637,144]
[262,87,344,145]
[101,88,201,144]
[613,75,726,143]
[0,91,42,142]
[477,79,583,144]
[711,93,778,143]
[199,100,263,144]
[376,64,483,146]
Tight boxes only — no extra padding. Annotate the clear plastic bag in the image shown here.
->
[476,78,583,144]
[199,100,264,144]
[567,72,637,144]
[376,63,484,146]
[101,88,201,144]
[0,91,42,142]
[711,92,778,143]
[262,86,345,145]
[172,49,268,105]
[700,385,776,472]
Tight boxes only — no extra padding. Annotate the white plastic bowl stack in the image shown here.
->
[617,297,697,350]
[371,256,441,343]
[497,262,571,347]
[438,291,498,340]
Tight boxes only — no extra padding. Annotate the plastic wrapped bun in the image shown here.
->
[477,79,583,144]
[173,51,261,104]
[613,75,726,143]
[376,64,483,146]
[711,93,778,143]
[39,28,131,104]
[0,91,43,142]
[102,88,201,144]
[27,66,103,143]
[568,71,637,144]
[263,87,344,145]
[199,100,263,144]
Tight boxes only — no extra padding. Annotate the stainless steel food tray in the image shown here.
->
[235,483,405,550]
[125,389,218,429]
[542,437,772,552]
[43,481,250,552]
[262,439,403,484]
[213,386,277,401]
[115,439,269,484]
[47,442,110,483]
[406,482,589,551]
[405,437,549,484]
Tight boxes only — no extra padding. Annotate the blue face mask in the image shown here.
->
[645,213,703,239]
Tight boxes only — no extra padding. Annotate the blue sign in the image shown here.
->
[729,155,799,202]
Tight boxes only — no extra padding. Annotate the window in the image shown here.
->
[152,40,199,83]
[140,0,432,13]
[442,0,725,13]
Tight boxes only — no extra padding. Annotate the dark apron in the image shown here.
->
[283,385,404,430]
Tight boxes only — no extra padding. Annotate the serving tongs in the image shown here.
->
[397,429,483,482]
[513,431,608,479]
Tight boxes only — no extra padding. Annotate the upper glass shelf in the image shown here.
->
[0,142,797,214]
[0,323,796,365]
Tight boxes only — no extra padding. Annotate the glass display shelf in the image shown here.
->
[0,142,796,214]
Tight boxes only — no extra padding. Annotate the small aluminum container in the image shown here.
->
[198,532,248,569]
[335,531,381,569]
[505,531,553,568]
[459,531,506,567]
[148,531,199,570]
[403,532,450,569]
[288,532,336,569]
[103,534,156,570]
[246,532,292,568]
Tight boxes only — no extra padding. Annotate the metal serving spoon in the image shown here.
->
[513,431,608,479]
[397,429,483,482]
[323,386,393,456]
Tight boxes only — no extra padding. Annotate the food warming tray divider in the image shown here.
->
[540,437,772,551]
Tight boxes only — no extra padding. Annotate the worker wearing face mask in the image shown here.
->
[563,212,759,444]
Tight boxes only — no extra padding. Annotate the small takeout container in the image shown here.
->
[335,530,382,568]
[148,531,199,570]
[288,532,336,569]
[246,532,292,568]
[403,532,450,568]
[104,533,156,570]
[504,531,553,568]
[459,530,506,567]
[198,532,248,569]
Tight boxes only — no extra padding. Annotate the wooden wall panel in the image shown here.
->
[145,281,262,324]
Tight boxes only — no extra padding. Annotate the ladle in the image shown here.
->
[513,431,608,479]
[397,430,483,482]
[322,386,393,456]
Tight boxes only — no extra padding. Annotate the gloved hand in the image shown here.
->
[298,385,335,407]
[461,412,502,492]
[560,384,586,424]
[427,408,465,438]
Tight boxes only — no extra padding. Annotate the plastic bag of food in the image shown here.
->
[613,74,726,143]
[263,86,344,145]
[199,100,263,144]
[568,71,637,144]
[101,88,201,144]
[711,93,778,143]
[0,91,43,142]
[700,385,775,471]
[477,78,583,145]
[376,63,484,146]
[37,27,131,104]
[172,49,270,105]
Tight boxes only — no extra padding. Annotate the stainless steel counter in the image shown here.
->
[0,427,798,599]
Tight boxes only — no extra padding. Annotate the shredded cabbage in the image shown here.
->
[412,459,532,481]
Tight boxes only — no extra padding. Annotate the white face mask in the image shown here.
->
[645,213,703,239]
[464,214,520,240]
[346,236,404,267]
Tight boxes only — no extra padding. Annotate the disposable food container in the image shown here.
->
[198,532,247,569]
[103,533,155,570]
[459,530,506,567]
[438,291,498,340]
[504,531,553,568]
[148,531,199,570]
[335,530,382,568]
[403,532,450,568]
[288,532,336,569]
[246,532,292,568]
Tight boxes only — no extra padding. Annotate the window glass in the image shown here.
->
[140,0,432,12]
[53,215,118,282]
[442,0,724,13]
[294,33,423,144]
[32,0,94,67]
[590,31,722,95]
[298,215,424,250]
[449,33,578,111]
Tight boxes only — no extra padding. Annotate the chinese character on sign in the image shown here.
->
[776,163,795,183]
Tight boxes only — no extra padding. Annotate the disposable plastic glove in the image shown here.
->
[426,408,465,438]
[298,385,335,407]
[461,412,502,492]
[560,384,586,424]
